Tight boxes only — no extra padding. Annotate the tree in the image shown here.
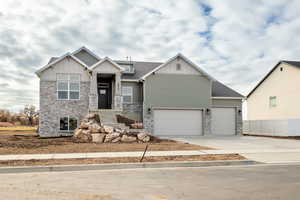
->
[23,105,37,126]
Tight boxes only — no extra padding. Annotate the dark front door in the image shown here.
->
[98,88,109,109]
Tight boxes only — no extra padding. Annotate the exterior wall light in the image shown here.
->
[147,107,152,114]
[206,108,210,114]
[238,109,242,114]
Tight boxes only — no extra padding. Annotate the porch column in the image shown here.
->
[89,72,98,110]
[114,72,123,111]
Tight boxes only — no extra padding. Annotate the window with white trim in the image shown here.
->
[57,74,80,100]
[60,116,77,132]
[122,86,133,103]
[269,96,277,108]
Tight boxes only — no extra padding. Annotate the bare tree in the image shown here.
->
[23,105,37,126]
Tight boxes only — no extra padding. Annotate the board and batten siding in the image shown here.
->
[144,74,211,109]
[39,57,90,81]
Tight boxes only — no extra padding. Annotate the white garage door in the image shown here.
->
[211,107,236,135]
[154,109,202,136]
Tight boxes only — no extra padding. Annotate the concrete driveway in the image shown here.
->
[170,135,300,163]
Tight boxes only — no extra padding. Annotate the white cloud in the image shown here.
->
[0,0,300,111]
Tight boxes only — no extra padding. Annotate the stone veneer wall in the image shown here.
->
[143,107,211,135]
[122,103,143,122]
[39,81,90,137]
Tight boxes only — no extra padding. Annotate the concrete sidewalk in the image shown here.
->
[2,149,300,164]
[0,150,207,161]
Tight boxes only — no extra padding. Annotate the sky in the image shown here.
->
[0,0,300,112]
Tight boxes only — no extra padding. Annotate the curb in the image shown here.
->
[0,160,260,174]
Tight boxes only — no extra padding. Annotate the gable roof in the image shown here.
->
[141,53,215,80]
[71,46,101,61]
[35,53,89,77]
[212,81,244,98]
[116,60,162,80]
[247,60,300,98]
[91,57,124,71]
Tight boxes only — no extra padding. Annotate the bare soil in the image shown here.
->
[0,154,245,167]
[243,134,300,140]
[0,131,213,155]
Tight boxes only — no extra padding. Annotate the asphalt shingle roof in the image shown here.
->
[212,81,244,98]
[46,55,242,98]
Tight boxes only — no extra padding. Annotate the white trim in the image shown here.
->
[122,86,133,104]
[141,53,215,80]
[90,57,124,71]
[59,116,78,132]
[121,79,140,82]
[56,73,81,101]
[212,97,244,100]
[35,53,89,77]
[71,46,101,61]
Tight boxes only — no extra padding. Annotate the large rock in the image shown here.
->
[91,133,106,143]
[137,132,151,143]
[103,125,114,134]
[121,135,137,143]
[111,137,121,143]
[130,123,143,129]
[74,128,82,137]
[75,129,92,142]
[89,123,102,133]
[104,132,120,143]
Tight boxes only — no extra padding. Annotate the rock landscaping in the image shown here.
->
[74,113,151,143]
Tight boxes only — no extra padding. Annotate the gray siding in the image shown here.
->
[143,74,212,133]
[73,50,99,66]
[144,74,211,109]
[212,99,242,108]
[121,81,143,121]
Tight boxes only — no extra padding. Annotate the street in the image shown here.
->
[0,164,300,200]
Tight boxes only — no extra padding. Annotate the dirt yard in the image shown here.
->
[0,130,213,155]
[0,154,245,167]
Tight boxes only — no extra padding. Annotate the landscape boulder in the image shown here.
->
[89,123,102,133]
[91,133,106,143]
[103,125,114,134]
[121,135,137,143]
[104,132,120,143]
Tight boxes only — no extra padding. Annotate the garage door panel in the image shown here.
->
[154,110,202,136]
[211,108,236,135]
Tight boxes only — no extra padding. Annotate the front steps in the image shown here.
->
[89,110,129,130]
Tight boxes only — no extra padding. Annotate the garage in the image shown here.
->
[211,107,236,135]
[153,109,202,136]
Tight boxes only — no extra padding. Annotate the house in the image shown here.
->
[245,60,300,136]
[35,47,243,137]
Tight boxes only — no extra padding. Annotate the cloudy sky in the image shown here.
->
[0,0,300,111]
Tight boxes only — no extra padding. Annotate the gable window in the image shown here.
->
[176,63,181,71]
[60,116,77,132]
[120,64,134,73]
[269,96,277,108]
[57,74,80,100]
[122,86,133,103]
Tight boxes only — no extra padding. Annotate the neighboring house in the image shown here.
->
[245,60,300,136]
[35,47,243,137]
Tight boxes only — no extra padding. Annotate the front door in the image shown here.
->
[98,82,111,109]
[98,88,109,109]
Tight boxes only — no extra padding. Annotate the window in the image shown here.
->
[60,116,77,132]
[57,74,80,100]
[122,86,133,103]
[176,63,181,71]
[120,64,134,73]
[269,96,277,108]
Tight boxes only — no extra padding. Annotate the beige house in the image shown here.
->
[245,60,300,136]
[247,61,300,120]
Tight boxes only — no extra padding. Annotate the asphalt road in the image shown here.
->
[0,164,300,200]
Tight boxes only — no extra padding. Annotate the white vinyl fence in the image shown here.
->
[243,119,300,136]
